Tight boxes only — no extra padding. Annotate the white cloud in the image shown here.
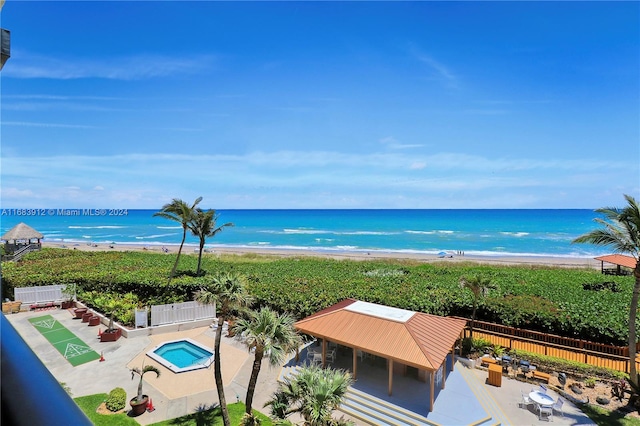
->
[3,51,215,80]
[0,151,634,209]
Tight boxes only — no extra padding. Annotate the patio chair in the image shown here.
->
[519,390,533,409]
[552,397,564,417]
[326,348,336,363]
[537,404,553,422]
[539,384,548,394]
[311,352,323,366]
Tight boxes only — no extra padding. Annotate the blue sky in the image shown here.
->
[1,1,638,209]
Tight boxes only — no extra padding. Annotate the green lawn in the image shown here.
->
[74,393,273,426]
[149,402,273,426]
[74,394,139,426]
[580,404,640,426]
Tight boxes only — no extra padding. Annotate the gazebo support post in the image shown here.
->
[322,339,327,367]
[388,358,393,396]
[441,365,446,390]
[352,347,358,379]
[450,347,455,371]
[429,370,435,412]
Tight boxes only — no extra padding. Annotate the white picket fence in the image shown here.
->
[150,301,216,326]
[14,285,65,304]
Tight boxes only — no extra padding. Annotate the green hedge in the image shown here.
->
[2,248,634,346]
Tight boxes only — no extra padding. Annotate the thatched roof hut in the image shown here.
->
[1,222,43,242]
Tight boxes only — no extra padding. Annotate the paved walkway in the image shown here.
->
[6,308,597,425]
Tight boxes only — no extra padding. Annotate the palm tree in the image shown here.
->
[264,364,354,425]
[153,196,202,281]
[573,194,640,385]
[233,307,301,415]
[130,364,161,404]
[459,275,494,340]
[188,208,234,276]
[195,272,253,426]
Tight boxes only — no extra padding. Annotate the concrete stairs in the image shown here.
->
[340,387,437,426]
[278,361,503,426]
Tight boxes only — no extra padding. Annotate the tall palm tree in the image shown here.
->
[264,364,354,426]
[459,275,494,340]
[153,196,202,281]
[233,307,301,415]
[573,194,640,385]
[188,208,234,276]
[195,272,253,426]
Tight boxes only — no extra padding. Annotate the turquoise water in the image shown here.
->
[154,340,213,368]
[0,209,609,258]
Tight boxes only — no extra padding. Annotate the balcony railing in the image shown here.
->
[1,313,92,426]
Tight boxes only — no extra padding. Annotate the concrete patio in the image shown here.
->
[6,307,598,425]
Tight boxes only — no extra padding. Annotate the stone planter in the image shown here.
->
[74,307,88,319]
[100,328,121,342]
[82,312,93,323]
[10,301,22,313]
[129,395,148,416]
[88,316,100,326]
[2,302,11,314]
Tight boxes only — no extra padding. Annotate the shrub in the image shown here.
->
[585,377,597,388]
[105,387,127,412]
[510,349,627,381]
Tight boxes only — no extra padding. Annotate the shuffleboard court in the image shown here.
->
[29,315,100,366]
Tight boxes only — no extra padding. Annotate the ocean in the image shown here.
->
[0,209,610,258]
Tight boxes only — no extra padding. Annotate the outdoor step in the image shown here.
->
[347,387,435,425]
[339,397,407,426]
[340,388,439,426]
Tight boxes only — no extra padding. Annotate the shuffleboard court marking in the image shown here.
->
[31,318,58,329]
[28,315,101,366]
[64,343,94,359]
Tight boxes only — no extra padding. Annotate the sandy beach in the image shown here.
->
[42,241,602,270]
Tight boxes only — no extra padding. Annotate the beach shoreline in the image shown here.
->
[41,241,602,270]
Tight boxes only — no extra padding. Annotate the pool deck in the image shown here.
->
[6,308,598,425]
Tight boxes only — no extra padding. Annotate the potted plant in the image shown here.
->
[129,364,160,416]
[100,298,121,342]
[60,283,76,309]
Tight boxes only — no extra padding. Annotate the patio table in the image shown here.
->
[529,390,554,407]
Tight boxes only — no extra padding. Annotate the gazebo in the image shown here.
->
[294,298,467,412]
[1,222,43,255]
[594,254,636,276]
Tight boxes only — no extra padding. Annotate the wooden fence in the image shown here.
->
[457,317,640,374]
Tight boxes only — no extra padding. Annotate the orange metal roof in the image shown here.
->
[295,299,467,371]
[594,254,637,269]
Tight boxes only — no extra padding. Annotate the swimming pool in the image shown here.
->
[147,338,214,373]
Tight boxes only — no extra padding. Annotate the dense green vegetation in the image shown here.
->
[3,248,634,345]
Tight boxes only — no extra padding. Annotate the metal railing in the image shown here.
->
[1,313,92,426]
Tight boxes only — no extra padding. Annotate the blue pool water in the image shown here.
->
[148,339,214,372]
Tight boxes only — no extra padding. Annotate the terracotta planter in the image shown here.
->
[129,395,148,416]
[82,312,93,323]
[61,300,74,309]
[88,316,100,326]
[74,307,88,319]
[100,328,121,342]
